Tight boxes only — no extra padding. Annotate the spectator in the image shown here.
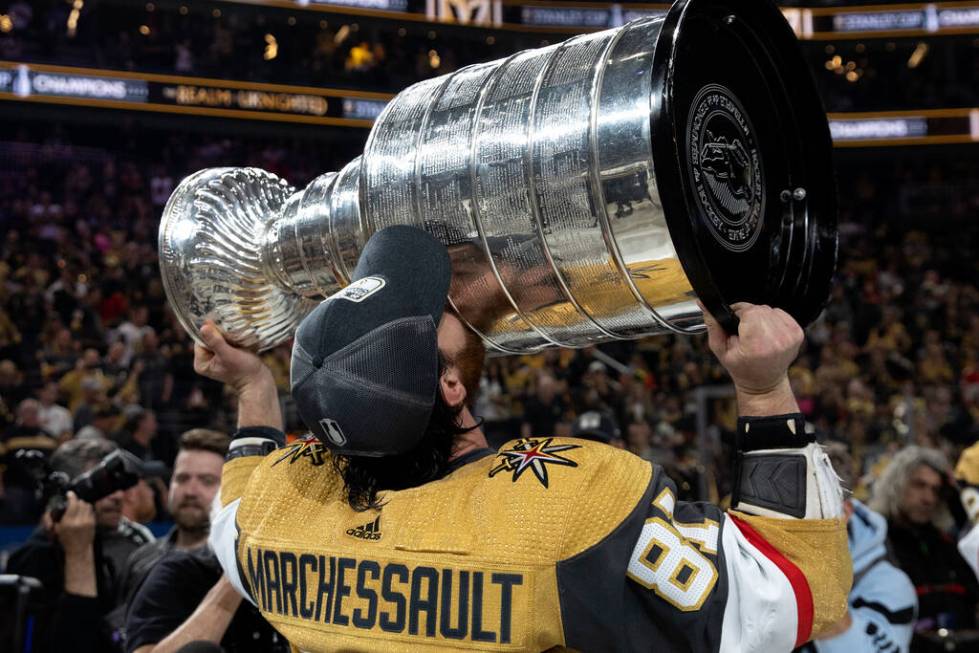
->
[59,348,111,410]
[5,438,154,653]
[36,380,72,441]
[869,446,979,636]
[115,306,151,369]
[72,376,106,432]
[520,373,565,438]
[123,432,283,653]
[115,406,159,462]
[114,429,229,645]
[571,410,623,447]
[77,403,120,441]
[126,549,288,653]
[0,359,29,407]
[625,419,655,461]
[0,398,58,523]
[121,475,158,527]
[135,329,172,411]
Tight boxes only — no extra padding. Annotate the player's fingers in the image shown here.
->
[698,301,729,355]
[199,321,230,355]
[193,344,215,374]
[729,302,759,317]
[772,308,805,347]
[772,307,800,331]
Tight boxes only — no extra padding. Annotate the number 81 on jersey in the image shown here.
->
[627,517,718,611]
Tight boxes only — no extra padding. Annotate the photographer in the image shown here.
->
[0,398,58,524]
[5,438,153,653]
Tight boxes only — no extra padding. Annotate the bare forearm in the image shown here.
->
[63,548,97,597]
[140,577,242,653]
[236,371,282,431]
[735,377,800,417]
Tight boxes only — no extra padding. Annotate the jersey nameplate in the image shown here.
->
[244,543,524,644]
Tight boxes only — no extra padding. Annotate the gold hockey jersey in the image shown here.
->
[211,436,850,652]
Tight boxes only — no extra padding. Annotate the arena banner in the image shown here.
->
[230,0,979,36]
[0,61,391,127]
[1,61,975,147]
[305,0,409,9]
[827,109,977,147]
[0,65,149,102]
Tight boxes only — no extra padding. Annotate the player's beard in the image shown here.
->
[454,325,486,403]
[173,499,209,535]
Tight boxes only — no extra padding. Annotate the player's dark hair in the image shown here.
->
[332,356,473,512]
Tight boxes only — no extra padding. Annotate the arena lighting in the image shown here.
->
[264,34,279,60]
[428,49,440,68]
[66,0,83,37]
[908,42,929,69]
[0,15,12,33]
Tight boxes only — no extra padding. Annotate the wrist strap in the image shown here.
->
[736,414,812,452]
[232,426,285,447]
[731,415,841,519]
[227,427,284,461]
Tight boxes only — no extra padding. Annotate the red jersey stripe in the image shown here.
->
[729,514,815,647]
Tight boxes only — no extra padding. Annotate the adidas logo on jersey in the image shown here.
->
[346,516,382,541]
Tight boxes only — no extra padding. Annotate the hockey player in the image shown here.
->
[201,226,850,652]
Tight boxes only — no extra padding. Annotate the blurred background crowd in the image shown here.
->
[1,122,975,519]
[0,0,977,651]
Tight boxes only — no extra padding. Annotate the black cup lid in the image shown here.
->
[652,0,838,333]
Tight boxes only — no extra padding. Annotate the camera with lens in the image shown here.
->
[16,448,144,521]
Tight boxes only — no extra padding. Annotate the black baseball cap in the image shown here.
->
[290,226,452,457]
[572,411,622,444]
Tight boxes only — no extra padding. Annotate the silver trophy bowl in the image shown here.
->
[159,0,837,353]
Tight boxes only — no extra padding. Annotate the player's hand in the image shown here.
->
[194,320,271,393]
[702,302,802,415]
[703,302,803,392]
[52,492,96,555]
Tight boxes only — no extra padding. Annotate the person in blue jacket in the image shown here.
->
[807,443,916,653]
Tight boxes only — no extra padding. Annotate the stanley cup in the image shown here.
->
[159,0,838,354]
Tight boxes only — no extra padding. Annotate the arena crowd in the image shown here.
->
[0,21,976,647]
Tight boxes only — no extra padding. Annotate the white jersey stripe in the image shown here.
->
[209,497,255,607]
[717,514,799,653]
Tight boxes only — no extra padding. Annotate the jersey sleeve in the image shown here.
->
[557,457,850,653]
[209,427,286,605]
[814,560,916,653]
[630,467,848,651]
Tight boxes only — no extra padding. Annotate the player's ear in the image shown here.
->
[439,364,467,409]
